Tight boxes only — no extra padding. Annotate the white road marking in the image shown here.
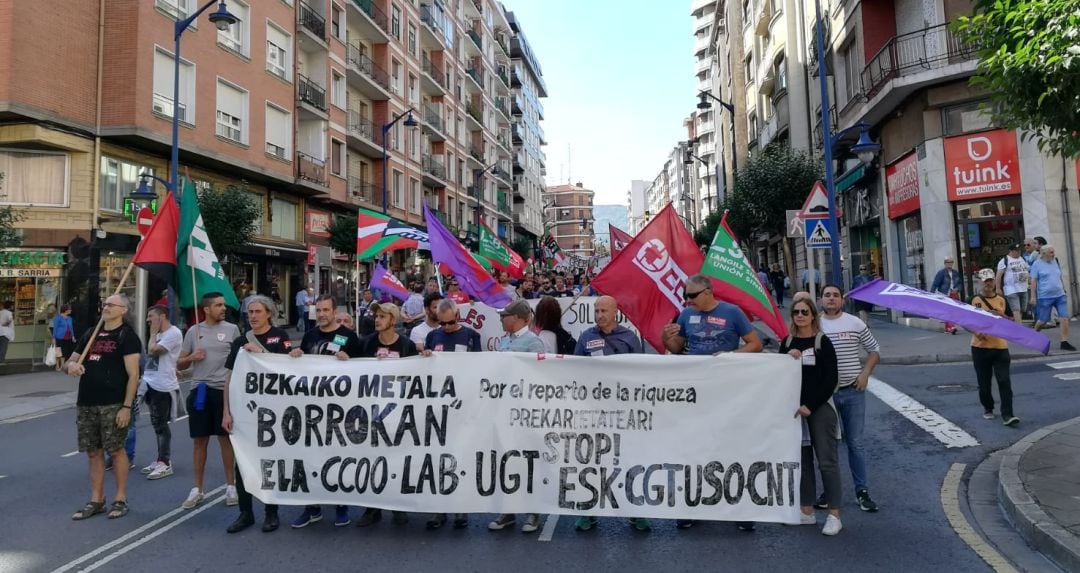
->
[1053,372,1080,381]
[0,474,7,479]
[1046,360,1080,370]
[172,415,188,422]
[538,514,559,541]
[51,485,227,573]
[869,377,980,449]
[60,450,80,458]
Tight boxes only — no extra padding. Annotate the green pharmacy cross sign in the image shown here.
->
[123,197,159,224]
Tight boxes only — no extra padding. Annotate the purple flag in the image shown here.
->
[370,263,411,302]
[423,205,513,307]
[848,279,1050,354]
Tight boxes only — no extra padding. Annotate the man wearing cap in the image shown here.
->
[996,243,1030,323]
[488,299,545,534]
[968,268,1019,426]
[931,257,962,334]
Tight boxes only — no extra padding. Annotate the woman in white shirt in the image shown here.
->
[533,296,562,353]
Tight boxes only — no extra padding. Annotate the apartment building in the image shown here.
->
[506,10,546,249]
[690,0,719,223]
[627,180,649,234]
[544,183,594,258]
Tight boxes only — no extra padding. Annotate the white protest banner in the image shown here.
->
[230,351,802,523]
[459,296,641,352]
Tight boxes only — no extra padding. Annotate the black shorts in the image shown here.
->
[187,385,226,438]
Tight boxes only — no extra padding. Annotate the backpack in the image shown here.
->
[554,327,577,355]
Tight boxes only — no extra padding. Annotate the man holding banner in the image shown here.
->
[660,275,762,532]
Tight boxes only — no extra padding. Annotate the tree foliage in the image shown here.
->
[0,172,25,248]
[327,213,357,257]
[695,145,822,245]
[954,1,1080,158]
[196,183,260,260]
[510,235,534,260]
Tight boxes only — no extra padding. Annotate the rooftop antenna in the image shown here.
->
[567,144,572,185]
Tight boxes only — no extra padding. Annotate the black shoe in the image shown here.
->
[426,513,447,529]
[736,521,756,532]
[355,508,382,527]
[675,519,694,529]
[813,494,828,510]
[226,512,255,534]
[452,514,469,529]
[856,489,879,512]
[392,511,409,525]
[261,512,279,532]
[1062,341,1076,351]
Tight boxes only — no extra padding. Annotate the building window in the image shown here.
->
[391,58,402,95]
[245,191,265,235]
[100,156,153,213]
[747,112,758,142]
[408,23,417,56]
[0,149,68,206]
[217,0,248,55]
[774,53,787,92]
[391,4,401,40]
[216,79,249,144]
[270,198,298,240]
[410,178,421,214]
[266,22,292,80]
[155,0,189,19]
[841,42,861,103]
[153,47,195,123]
[331,69,346,109]
[943,100,994,136]
[408,73,418,106]
[331,4,343,41]
[393,170,403,207]
[264,103,291,159]
[744,54,753,85]
[331,139,344,176]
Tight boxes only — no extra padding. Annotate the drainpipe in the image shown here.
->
[85,0,107,333]
[1062,156,1078,316]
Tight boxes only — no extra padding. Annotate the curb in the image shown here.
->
[998,415,1080,573]
[880,351,1050,366]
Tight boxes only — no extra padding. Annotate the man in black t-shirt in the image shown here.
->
[222,295,292,534]
[66,294,142,521]
[288,295,362,529]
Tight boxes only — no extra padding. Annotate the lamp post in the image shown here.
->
[814,0,881,285]
[380,108,418,213]
[472,161,501,245]
[170,2,239,196]
[696,89,738,179]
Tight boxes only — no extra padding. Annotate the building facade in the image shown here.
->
[506,10,547,249]
[544,183,594,257]
[627,179,649,234]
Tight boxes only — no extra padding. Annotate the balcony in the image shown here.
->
[512,150,524,173]
[346,44,392,100]
[511,123,523,144]
[346,111,384,159]
[298,1,326,42]
[510,94,523,116]
[497,193,511,221]
[347,0,390,42]
[495,64,510,90]
[493,97,510,121]
[510,64,522,87]
[465,65,483,91]
[419,52,447,95]
[468,145,485,164]
[861,22,976,101]
[419,4,446,49]
[298,74,328,113]
[423,104,446,141]
[495,34,509,58]
[297,152,327,186]
[422,154,448,187]
[468,29,482,51]
[348,176,378,207]
[466,102,483,131]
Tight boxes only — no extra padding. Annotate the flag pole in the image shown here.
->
[76,261,137,366]
[190,249,202,349]
[354,257,360,328]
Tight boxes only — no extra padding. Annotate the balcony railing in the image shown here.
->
[465,66,483,87]
[420,53,446,88]
[349,0,389,34]
[298,74,327,111]
[424,104,443,132]
[495,35,509,57]
[469,145,485,162]
[494,96,509,118]
[497,193,510,216]
[349,176,377,204]
[299,1,326,40]
[467,102,483,124]
[420,4,444,38]
[346,43,391,91]
[298,152,327,185]
[347,111,383,145]
[861,22,976,99]
[495,65,510,88]
[422,154,446,181]
[468,29,482,50]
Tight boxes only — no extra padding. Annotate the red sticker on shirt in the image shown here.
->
[283,340,292,349]
[706,316,727,326]
[434,344,445,351]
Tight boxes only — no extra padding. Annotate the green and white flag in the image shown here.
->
[176,178,240,309]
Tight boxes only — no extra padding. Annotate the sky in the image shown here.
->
[504,0,697,206]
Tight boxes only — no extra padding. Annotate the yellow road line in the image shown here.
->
[941,463,1018,573]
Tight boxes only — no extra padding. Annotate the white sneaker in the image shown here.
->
[141,461,159,475]
[147,463,174,480]
[800,512,816,525]
[822,515,842,536]
[225,485,239,506]
[182,487,204,509]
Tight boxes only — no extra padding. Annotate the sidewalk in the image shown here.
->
[0,369,77,424]
[999,416,1080,572]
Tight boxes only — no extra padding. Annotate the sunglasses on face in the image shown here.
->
[792,308,813,316]
[439,320,458,326]
[684,289,709,300]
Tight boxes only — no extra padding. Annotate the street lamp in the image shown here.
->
[472,161,501,242]
[169,1,239,196]
[696,90,738,177]
[380,108,418,213]
[814,0,881,285]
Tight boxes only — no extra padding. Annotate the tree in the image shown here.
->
[0,172,25,248]
[196,183,260,260]
[954,1,1080,158]
[510,235,534,260]
[327,213,357,258]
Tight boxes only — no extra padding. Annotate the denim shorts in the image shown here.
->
[1035,295,1068,323]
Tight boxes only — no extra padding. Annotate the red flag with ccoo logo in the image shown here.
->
[591,204,703,352]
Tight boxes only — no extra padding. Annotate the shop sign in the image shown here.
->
[306,210,331,238]
[944,129,1021,201]
[0,251,66,267]
[886,151,920,219]
[307,244,317,266]
[0,268,62,278]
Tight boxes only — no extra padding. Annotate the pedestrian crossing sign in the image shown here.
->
[806,219,833,249]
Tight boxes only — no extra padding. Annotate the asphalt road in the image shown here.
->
[3,356,1079,573]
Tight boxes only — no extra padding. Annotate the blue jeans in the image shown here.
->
[833,385,868,492]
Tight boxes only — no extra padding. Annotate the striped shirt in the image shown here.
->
[820,312,880,387]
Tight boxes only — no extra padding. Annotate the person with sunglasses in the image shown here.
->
[420,298,482,529]
[778,296,843,536]
[660,274,762,531]
[445,279,471,304]
[286,294,364,529]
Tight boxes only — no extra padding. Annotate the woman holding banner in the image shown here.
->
[778,295,843,536]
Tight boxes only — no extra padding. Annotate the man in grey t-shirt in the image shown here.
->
[176,292,241,510]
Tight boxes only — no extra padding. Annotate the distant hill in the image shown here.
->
[593,204,628,244]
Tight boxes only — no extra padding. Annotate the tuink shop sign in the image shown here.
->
[944,129,1022,202]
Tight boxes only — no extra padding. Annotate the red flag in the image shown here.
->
[591,204,703,352]
[609,224,633,256]
[132,192,179,286]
